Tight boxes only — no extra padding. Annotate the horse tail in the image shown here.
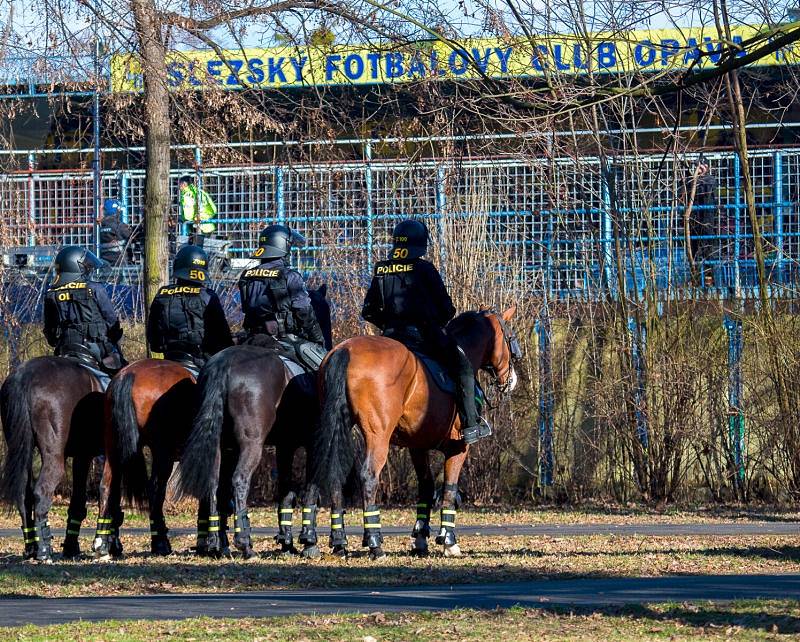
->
[312,349,355,500]
[109,372,148,509]
[0,371,34,512]
[177,355,229,500]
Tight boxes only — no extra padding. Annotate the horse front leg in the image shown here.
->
[436,445,468,558]
[360,439,390,560]
[409,448,435,556]
[63,454,91,559]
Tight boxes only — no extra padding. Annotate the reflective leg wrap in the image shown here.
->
[329,509,347,548]
[34,520,53,559]
[412,501,432,538]
[233,511,251,549]
[206,514,222,551]
[298,505,318,546]
[196,518,209,551]
[65,516,83,538]
[275,507,294,546]
[22,525,37,559]
[93,516,114,555]
[436,508,457,546]
[362,505,383,548]
[62,513,84,557]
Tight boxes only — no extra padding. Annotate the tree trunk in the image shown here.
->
[131,0,170,335]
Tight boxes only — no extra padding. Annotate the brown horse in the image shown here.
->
[308,307,519,559]
[92,359,197,559]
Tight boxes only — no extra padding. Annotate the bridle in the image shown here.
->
[482,309,522,399]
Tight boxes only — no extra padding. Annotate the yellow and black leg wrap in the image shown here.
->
[412,501,432,538]
[436,507,457,546]
[329,509,347,548]
[93,516,115,556]
[233,511,251,550]
[275,506,294,547]
[33,520,53,560]
[206,514,222,552]
[298,505,318,546]
[362,505,383,549]
[62,512,84,558]
[22,525,38,560]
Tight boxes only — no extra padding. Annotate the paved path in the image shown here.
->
[0,521,796,540]
[1,574,798,626]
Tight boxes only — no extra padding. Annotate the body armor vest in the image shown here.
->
[153,285,206,354]
[239,265,295,335]
[46,281,108,349]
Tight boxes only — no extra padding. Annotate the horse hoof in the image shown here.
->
[369,547,386,560]
[300,545,321,560]
[443,543,462,558]
[62,543,81,560]
[240,547,257,560]
[411,537,429,557]
[331,545,348,559]
[279,543,299,556]
[151,538,173,556]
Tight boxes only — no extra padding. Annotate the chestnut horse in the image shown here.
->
[308,307,519,559]
[0,357,105,562]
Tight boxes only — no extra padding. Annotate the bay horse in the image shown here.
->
[176,286,333,558]
[309,307,519,559]
[96,285,331,559]
[0,357,105,562]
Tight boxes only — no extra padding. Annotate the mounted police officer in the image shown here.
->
[361,220,490,445]
[98,199,132,266]
[147,245,233,372]
[238,224,326,370]
[43,245,125,378]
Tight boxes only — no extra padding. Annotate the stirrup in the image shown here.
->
[461,417,492,445]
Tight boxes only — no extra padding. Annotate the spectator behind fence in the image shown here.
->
[178,175,217,242]
[98,198,132,266]
[684,158,718,286]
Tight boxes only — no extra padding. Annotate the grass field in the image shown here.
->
[0,528,798,597]
[6,602,800,641]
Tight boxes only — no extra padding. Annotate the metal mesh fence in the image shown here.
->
[2,146,800,299]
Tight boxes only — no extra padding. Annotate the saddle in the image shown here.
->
[163,350,202,378]
[243,333,327,374]
[58,344,120,391]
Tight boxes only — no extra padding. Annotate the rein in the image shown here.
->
[481,308,522,400]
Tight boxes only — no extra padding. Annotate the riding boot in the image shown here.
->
[62,508,86,558]
[329,509,347,551]
[453,345,491,445]
[298,504,318,547]
[33,520,53,562]
[150,517,172,556]
[275,506,295,552]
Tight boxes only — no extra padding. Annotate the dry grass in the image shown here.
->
[7,602,800,640]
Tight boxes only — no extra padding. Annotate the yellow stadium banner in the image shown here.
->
[110,24,800,92]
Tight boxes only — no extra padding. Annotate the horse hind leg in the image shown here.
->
[21,469,35,561]
[436,449,468,558]
[274,445,297,555]
[148,451,173,556]
[409,448,435,557]
[360,438,390,561]
[230,442,262,560]
[62,455,92,559]
[93,455,124,560]
[31,446,66,563]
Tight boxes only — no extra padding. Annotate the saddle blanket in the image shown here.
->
[76,362,111,392]
[413,352,455,395]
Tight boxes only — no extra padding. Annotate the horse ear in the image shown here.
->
[319,283,327,297]
[501,305,517,321]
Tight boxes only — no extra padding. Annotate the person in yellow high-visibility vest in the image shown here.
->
[178,175,217,237]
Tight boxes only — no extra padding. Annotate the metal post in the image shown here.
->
[119,172,129,224]
[724,315,746,483]
[733,154,742,298]
[536,303,554,487]
[601,159,614,295]
[365,141,374,274]
[628,317,649,449]
[275,166,285,224]
[27,153,36,246]
[92,0,102,256]
[435,164,447,281]
[774,151,784,284]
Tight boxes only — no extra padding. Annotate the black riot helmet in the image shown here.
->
[173,244,209,284]
[391,219,428,260]
[53,245,104,285]
[251,224,306,260]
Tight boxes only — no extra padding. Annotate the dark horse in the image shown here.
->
[95,285,331,559]
[0,357,105,561]
[309,307,519,559]
[92,358,196,559]
[176,286,333,558]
